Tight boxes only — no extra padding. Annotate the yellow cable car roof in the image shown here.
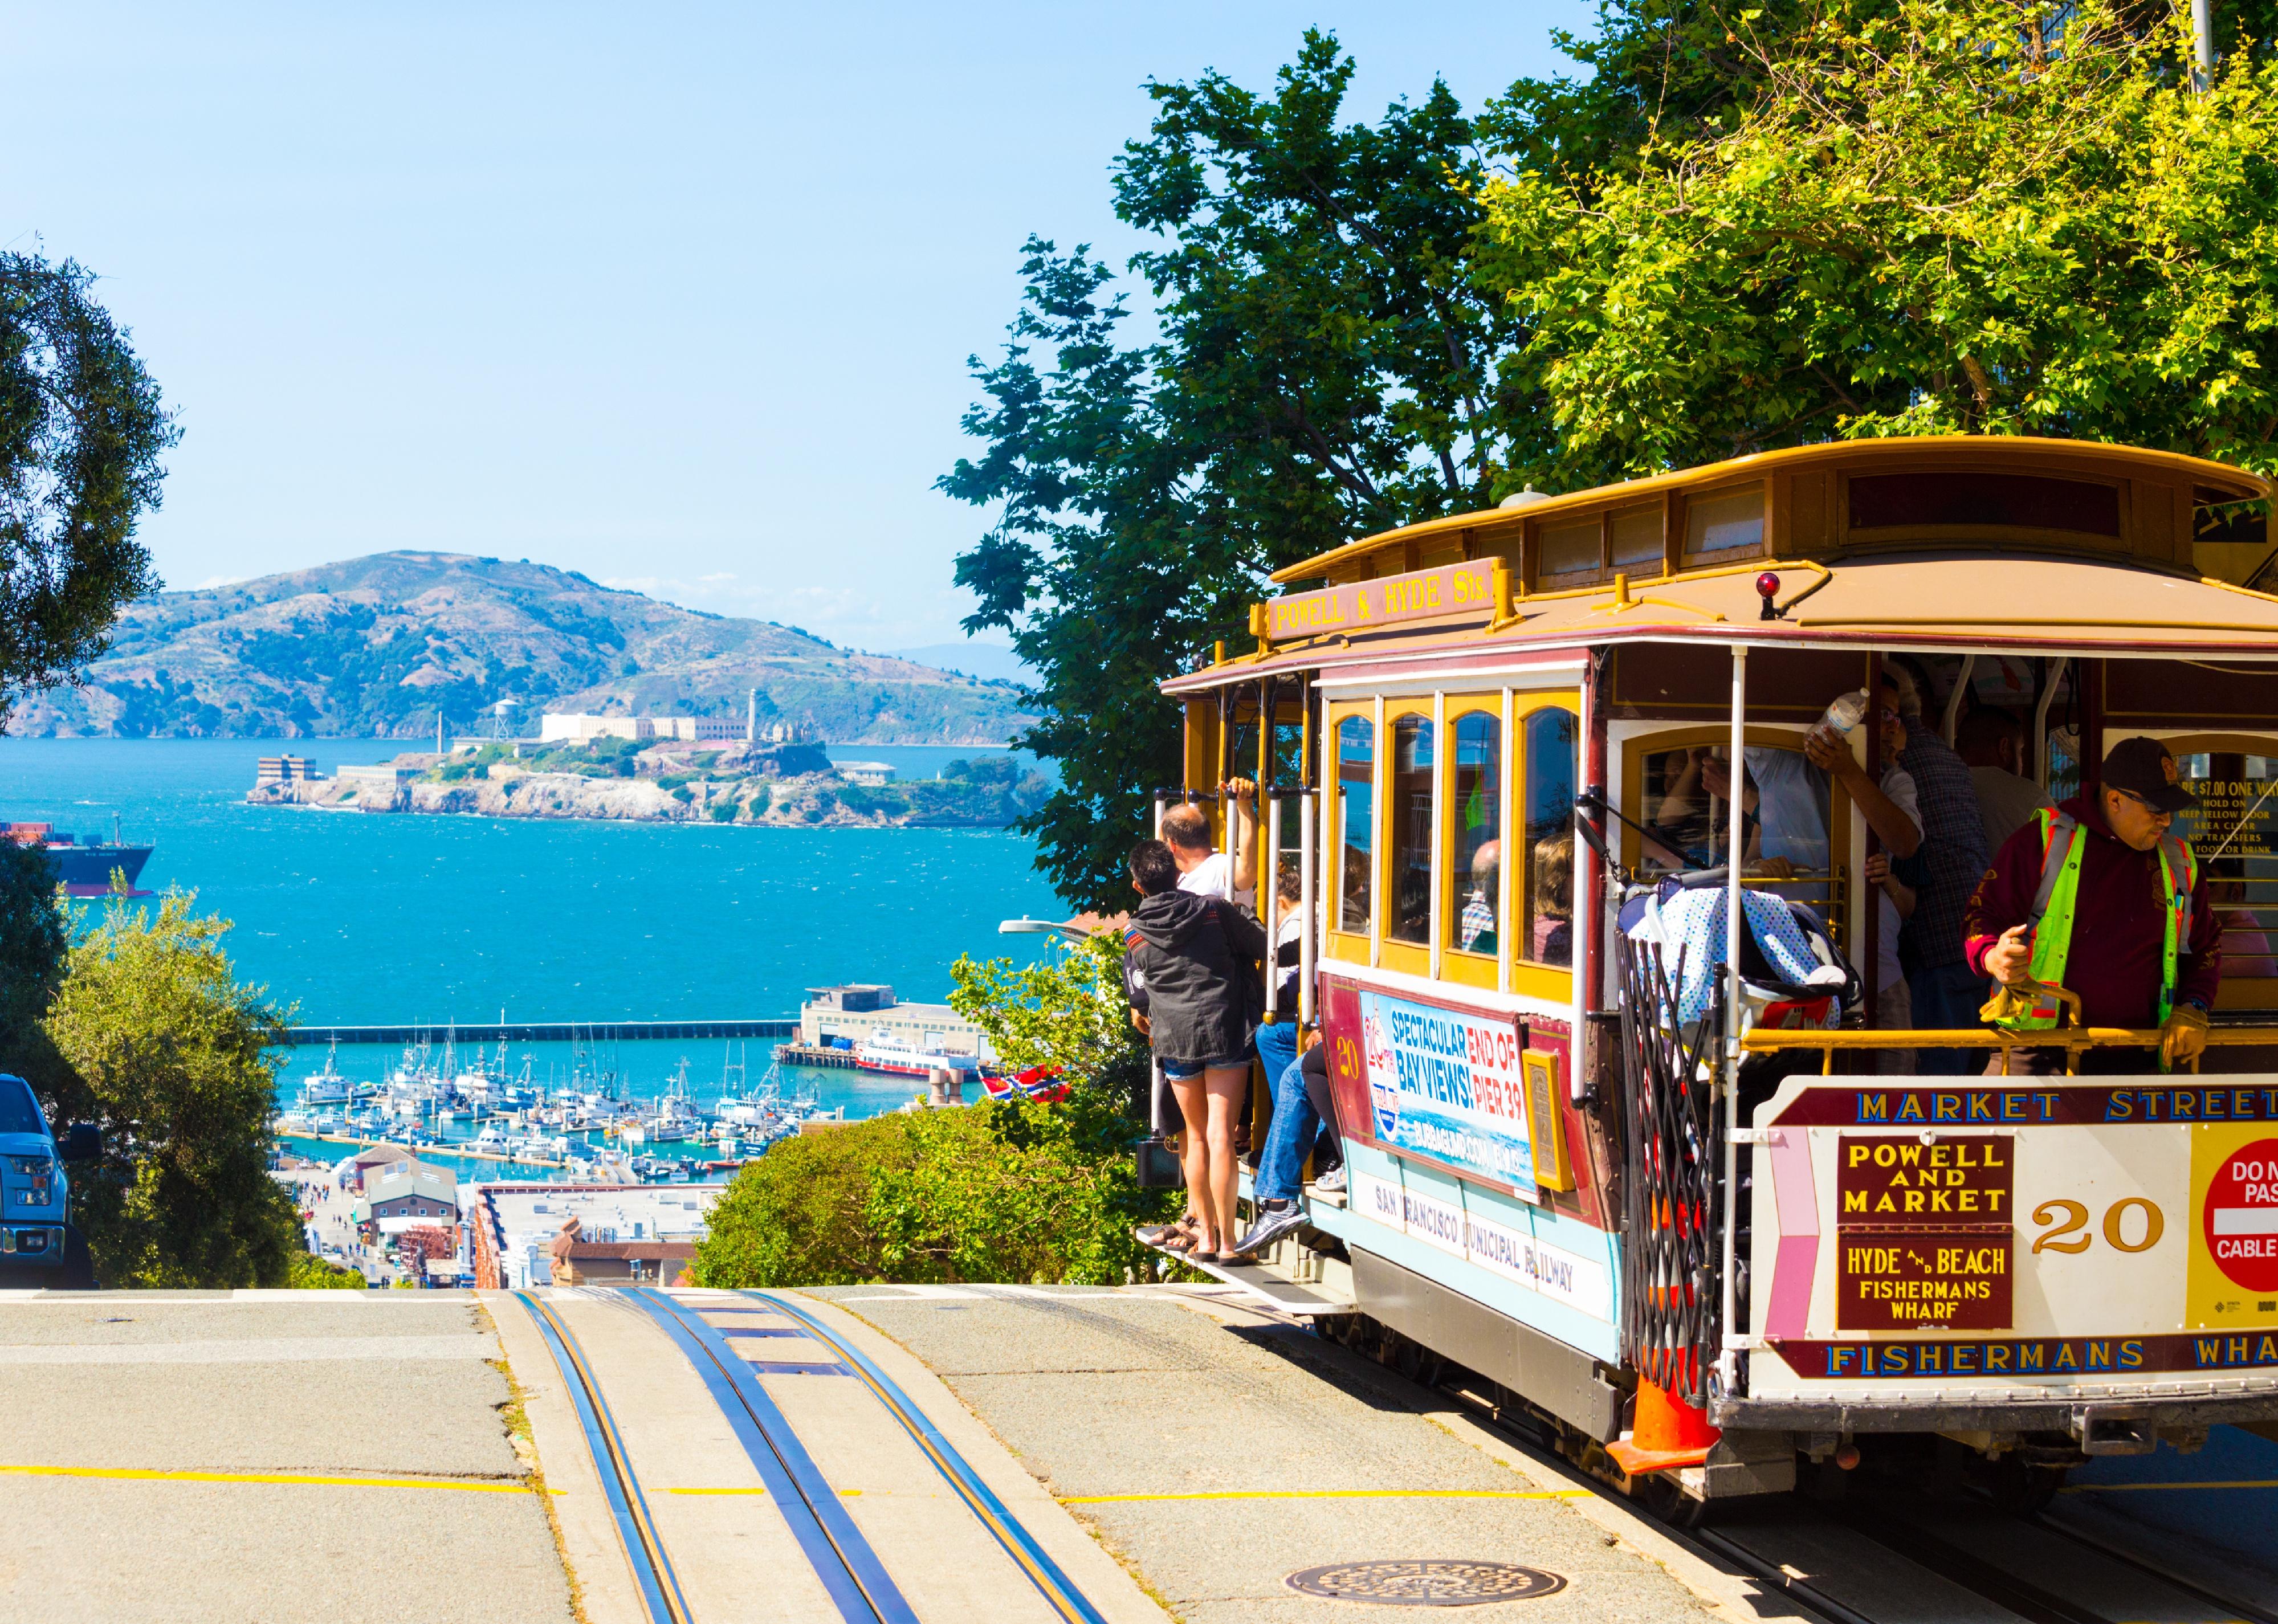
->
[1166,551,2278,695]
[1271,436,2269,585]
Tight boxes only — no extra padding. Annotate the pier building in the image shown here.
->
[797,983,992,1061]
[253,753,322,788]
[356,1159,459,1238]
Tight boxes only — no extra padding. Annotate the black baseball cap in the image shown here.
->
[2102,737,2197,814]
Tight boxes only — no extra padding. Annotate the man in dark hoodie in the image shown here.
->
[1123,838,1264,1262]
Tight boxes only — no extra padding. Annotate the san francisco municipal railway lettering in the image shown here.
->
[1836,1135,2014,1330]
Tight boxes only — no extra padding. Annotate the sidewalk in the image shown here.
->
[0,1291,570,1624]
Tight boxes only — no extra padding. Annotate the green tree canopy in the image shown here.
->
[0,839,68,1076]
[1,252,176,721]
[948,6,2278,908]
[1480,0,2278,483]
[38,891,300,1288]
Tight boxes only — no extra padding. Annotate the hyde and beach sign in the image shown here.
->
[1266,558,1498,641]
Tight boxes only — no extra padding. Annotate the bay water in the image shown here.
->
[3,737,1065,1128]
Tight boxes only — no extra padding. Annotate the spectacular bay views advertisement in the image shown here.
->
[1358,989,1537,1193]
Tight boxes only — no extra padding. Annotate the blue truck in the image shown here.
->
[0,1073,99,1288]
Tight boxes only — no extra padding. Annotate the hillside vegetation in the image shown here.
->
[11,552,1032,744]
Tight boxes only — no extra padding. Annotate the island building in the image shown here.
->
[797,984,992,1063]
[254,754,323,789]
[834,761,897,786]
[542,711,801,742]
[468,1183,720,1290]
[335,763,410,807]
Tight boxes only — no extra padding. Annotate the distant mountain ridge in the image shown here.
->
[9,551,1034,744]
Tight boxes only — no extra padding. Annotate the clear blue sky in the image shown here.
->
[0,3,1592,654]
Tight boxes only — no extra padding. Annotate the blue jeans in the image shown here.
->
[1907,960,1991,1075]
[1254,1021,1299,1097]
[1255,1054,1319,1204]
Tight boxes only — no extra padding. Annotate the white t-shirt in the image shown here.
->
[1874,766,1922,993]
[1177,851,1255,909]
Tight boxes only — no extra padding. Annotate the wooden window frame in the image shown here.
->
[1510,694,1583,1003]
[1323,699,1377,965]
[1439,694,1507,991]
[1380,700,1436,977]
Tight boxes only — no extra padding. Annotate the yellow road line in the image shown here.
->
[2062,1479,2278,1494]
[0,1463,528,1493]
[1058,1488,1594,1504]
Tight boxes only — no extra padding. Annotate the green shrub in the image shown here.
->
[670,786,693,804]
[288,1250,367,1288]
[688,1116,918,1286]
[708,801,738,823]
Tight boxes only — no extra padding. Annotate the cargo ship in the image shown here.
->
[5,823,154,896]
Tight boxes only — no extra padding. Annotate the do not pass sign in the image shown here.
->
[2202,1137,2278,1294]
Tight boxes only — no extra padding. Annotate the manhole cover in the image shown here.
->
[1285,1560,1567,1606]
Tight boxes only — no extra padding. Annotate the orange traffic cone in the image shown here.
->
[1605,1375,1721,1476]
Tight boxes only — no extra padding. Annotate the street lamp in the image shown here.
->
[997,917,1091,942]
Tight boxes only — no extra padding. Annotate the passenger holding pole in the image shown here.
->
[1964,738,2220,1074]
[1160,782,1258,909]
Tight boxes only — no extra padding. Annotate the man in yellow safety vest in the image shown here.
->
[1962,737,2220,1074]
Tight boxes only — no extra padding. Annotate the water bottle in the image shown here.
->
[1817,689,1871,770]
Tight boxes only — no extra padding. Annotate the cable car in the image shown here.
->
[1162,435,2278,1507]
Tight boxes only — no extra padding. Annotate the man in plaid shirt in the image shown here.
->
[1894,670,1993,1072]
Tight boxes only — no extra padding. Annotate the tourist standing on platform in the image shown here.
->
[1122,839,1264,1262]
[1890,667,1994,1068]
[1160,783,1258,910]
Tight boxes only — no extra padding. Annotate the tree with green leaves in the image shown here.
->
[0,838,68,1078]
[38,890,301,1288]
[1480,0,2278,483]
[2,252,177,723]
[944,31,1522,908]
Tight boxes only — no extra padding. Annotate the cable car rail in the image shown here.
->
[520,1287,1114,1624]
[514,1291,695,1624]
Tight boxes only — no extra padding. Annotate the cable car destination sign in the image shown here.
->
[1266,558,1498,641]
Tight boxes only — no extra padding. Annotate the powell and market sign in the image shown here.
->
[1266,559,1498,641]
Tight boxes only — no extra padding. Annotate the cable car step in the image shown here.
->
[1136,1235,1356,1316]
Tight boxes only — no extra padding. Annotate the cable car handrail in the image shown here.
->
[1735,1024,2278,1075]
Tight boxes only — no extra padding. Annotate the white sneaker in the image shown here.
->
[1314,1166,1346,1194]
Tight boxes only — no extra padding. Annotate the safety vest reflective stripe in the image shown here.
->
[2002,807,2194,1032]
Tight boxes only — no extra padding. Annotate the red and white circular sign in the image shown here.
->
[2202,1137,2278,1292]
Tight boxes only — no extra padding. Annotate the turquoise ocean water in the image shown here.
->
[4,738,1063,1127]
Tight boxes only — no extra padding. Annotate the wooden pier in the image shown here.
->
[287,1017,799,1045]
[774,1042,861,1069]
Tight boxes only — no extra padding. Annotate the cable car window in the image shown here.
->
[2177,750,2278,982]
[1641,742,1831,881]
[1522,709,1579,968]
[1609,506,1663,570]
[1539,520,1600,577]
[1684,488,1764,556]
[1389,716,1434,945]
[1448,712,1502,958]
[1337,716,1374,933]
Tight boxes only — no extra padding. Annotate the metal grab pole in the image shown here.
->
[1298,790,1317,1027]
[2033,657,2068,787]
[1720,644,1749,1396]
[1153,793,1167,840]
[1263,792,1283,1023]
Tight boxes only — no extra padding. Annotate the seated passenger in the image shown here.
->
[1531,834,1573,966]
[1229,1040,1342,1259]
[1460,839,1500,954]
[1965,738,2219,1074]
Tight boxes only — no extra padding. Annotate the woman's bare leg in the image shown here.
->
[1170,1076,1215,1245]
[1203,1066,1249,1253]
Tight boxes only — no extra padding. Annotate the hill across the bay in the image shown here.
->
[9,551,1034,744]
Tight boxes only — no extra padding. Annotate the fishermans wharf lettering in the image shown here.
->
[1266,559,1498,641]
[1769,1084,2278,1128]
[1784,1329,2278,1378]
